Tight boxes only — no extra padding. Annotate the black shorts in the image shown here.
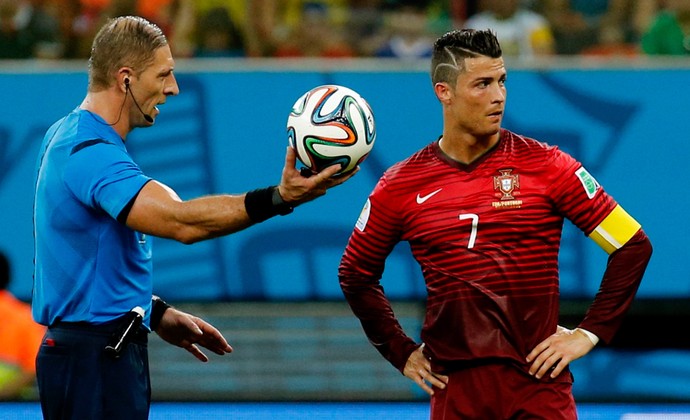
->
[36,320,150,420]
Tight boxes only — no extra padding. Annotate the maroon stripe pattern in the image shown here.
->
[340,129,618,373]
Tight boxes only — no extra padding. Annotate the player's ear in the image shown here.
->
[434,82,452,103]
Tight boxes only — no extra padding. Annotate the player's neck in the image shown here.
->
[439,131,500,164]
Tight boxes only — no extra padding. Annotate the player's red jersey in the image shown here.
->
[339,129,618,378]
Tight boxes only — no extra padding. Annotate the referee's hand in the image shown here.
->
[155,307,233,362]
[277,146,357,206]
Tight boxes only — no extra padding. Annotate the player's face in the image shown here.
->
[448,56,506,138]
[130,45,179,127]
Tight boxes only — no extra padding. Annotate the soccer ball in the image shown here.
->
[287,85,376,176]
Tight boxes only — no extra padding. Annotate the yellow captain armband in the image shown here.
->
[588,205,641,254]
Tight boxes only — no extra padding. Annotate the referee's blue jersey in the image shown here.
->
[33,108,153,327]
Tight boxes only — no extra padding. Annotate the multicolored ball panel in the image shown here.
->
[287,85,376,176]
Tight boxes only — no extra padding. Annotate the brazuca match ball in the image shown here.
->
[287,85,376,176]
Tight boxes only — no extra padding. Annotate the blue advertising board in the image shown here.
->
[0,61,687,302]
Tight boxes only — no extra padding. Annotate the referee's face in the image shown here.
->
[129,45,179,128]
[449,56,506,139]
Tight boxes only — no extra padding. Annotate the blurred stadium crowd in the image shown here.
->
[0,0,688,60]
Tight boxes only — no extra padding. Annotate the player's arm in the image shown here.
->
[339,187,420,373]
[125,147,354,243]
[527,205,652,379]
[550,159,652,343]
[579,205,652,342]
[563,204,647,344]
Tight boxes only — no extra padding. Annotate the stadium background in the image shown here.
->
[0,57,689,416]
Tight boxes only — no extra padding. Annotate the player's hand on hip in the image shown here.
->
[155,307,233,362]
[403,344,449,396]
[278,147,358,205]
[526,326,595,379]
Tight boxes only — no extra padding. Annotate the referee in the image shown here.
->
[32,16,353,420]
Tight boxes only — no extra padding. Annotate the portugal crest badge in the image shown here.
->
[493,169,520,200]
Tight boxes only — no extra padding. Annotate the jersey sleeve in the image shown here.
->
[579,229,652,343]
[548,150,616,235]
[63,140,151,220]
[547,148,653,343]
[339,176,419,371]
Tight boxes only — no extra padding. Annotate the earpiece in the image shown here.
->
[123,76,153,123]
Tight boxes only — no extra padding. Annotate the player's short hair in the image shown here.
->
[88,16,168,90]
[431,29,502,85]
